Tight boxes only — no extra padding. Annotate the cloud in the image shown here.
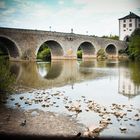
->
[0,0,140,36]
[58,0,64,5]
[0,1,6,9]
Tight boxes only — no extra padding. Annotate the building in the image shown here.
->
[119,12,140,41]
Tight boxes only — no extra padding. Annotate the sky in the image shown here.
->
[0,0,140,36]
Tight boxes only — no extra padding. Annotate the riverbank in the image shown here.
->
[0,104,86,136]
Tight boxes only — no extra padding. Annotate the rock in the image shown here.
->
[127,109,132,112]
[81,96,85,98]
[25,101,30,104]
[42,104,45,107]
[65,106,69,109]
[10,98,15,101]
[76,132,81,137]
[28,102,32,105]
[20,96,24,100]
[135,114,139,117]
[119,127,127,131]
[135,118,140,121]
[107,118,111,121]
[130,123,135,126]
[68,101,72,103]
[64,97,68,100]
[53,93,59,96]
[20,120,26,126]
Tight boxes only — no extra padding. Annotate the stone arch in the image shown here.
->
[0,36,20,59]
[105,44,117,55]
[36,40,64,60]
[77,41,96,58]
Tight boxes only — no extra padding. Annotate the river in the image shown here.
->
[0,59,140,138]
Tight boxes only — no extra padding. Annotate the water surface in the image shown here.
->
[3,59,140,137]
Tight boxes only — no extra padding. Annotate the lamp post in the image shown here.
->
[49,26,51,31]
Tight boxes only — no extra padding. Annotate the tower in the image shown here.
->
[118,12,140,41]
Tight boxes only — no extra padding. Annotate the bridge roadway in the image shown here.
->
[0,27,127,61]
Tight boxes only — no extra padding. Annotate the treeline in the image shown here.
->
[128,28,140,60]
[119,28,140,60]
[101,35,119,40]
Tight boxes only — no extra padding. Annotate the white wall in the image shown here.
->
[119,18,138,40]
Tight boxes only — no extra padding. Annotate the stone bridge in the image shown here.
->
[0,27,127,61]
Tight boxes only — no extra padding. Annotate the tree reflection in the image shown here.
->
[0,58,16,93]
[129,61,140,86]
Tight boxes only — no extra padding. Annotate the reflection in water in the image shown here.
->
[79,60,95,74]
[2,59,140,138]
[9,62,21,81]
[8,60,140,98]
[37,62,50,77]
[37,61,63,79]
[118,61,140,98]
[44,61,63,79]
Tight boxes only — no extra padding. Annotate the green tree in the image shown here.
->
[128,28,140,60]
[77,47,82,59]
[37,43,51,61]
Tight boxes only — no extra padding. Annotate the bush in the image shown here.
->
[97,49,107,60]
[0,58,15,93]
[37,43,51,61]
[128,28,140,60]
[77,50,82,59]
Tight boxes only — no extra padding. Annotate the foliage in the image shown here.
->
[77,50,82,59]
[101,35,119,40]
[0,58,16,93]
[37,43,51,61]
[97,49,107,60]
[128,28,140,60]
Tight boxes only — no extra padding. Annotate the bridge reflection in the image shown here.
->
[8,60,140,98]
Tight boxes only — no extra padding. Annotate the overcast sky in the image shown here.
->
[0,0,140,36]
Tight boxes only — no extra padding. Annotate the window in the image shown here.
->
[123,24,126,28]
[129,19,132,22]
[139,24,140,27]
[124,29,126,31]
[123,20,126,22]
[129,29,132,31]
[129,23,132,27]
